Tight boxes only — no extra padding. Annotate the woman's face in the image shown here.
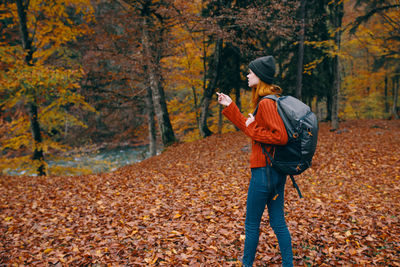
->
[247,70,260,87]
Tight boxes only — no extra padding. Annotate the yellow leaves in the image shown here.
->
[342,68,389,119]
[0,5,15,21]
[168,230,183,238]
[129,228,139,236]
[340,2,399,120]
[173,213,182,219]
[4,216,13,221]
[304,40,336,55]
[43,248,53,254]
[303,57,324,75]
[0,2,18,29]
[0,62,94,175]
[144,255,159,265]
[2,65,84,100]
[1,0,94,65]
[168,95,201,142]
[95,249,103,257]
[157,183,164,190]
[2,131,31,151]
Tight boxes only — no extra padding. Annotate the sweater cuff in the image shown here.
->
[222,102,235,114]
[244,120,256,135]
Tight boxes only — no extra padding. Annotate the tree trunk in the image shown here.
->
[191,86,199,126]
[307,97,312,109]
[315,96,320,121]
[199,96,213,137]
[324,57,333,121]
[17,0,45,176]
[16,0,33,65]
[326,92,332,121]
[331,57,340,129]
[153,59,176,146]
[384,74,389,114]
[234,87,241,131]
[218,104,223,134]
[199,39,222,137]
[235,86,241,112]
[296,0,306,100]
[331,0,343,130]
[199,31,211,137]
[29,102,46,176]
[145,86,157,156]
[142,15,176,147]
[392,76,399,119]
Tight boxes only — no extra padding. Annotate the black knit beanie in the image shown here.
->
[249,56,276,84]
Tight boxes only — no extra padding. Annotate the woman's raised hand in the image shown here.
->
[216,92,232,106]
[245,113,255,127]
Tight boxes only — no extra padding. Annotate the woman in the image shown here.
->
[217,55,293,267]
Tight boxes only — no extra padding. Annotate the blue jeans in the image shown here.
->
[242,166,293,267]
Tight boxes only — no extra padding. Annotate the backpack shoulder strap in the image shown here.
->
[264,94,279,101]
[289,175,303,198]
[253,95,278,116]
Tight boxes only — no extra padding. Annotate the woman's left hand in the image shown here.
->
[246,113,255,127]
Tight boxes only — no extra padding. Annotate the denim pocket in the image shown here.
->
[250,167,268,191]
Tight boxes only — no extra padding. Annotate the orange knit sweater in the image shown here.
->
[222,99,288,168]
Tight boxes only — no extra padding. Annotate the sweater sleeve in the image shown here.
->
[244,99,288,145]
[222,99,288,146]
[221,102,248,132]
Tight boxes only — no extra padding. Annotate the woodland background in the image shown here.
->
[0,0,399,176]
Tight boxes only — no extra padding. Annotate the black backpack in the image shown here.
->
[253,95,319,198]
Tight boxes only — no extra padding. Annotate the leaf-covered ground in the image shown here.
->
[1,120,400,266]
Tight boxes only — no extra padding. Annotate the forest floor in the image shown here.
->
[1,119,400,266]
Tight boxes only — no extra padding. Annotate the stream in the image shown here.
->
[5,145,151,176]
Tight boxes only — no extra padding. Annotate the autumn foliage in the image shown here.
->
[1,120,399,265]
[0,0,95,175]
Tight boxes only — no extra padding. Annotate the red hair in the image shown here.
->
[251,81,282,110]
